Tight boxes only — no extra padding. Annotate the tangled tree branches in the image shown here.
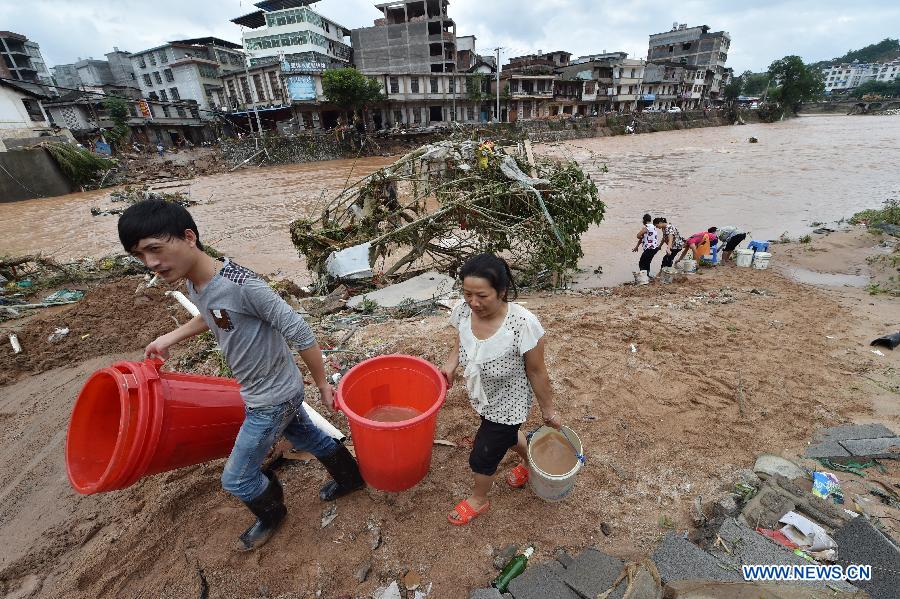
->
[40,141,115,187]
[290,140,604,287]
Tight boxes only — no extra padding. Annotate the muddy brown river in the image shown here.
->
[1,115,897,286]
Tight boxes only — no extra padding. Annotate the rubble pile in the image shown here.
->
[290,139,604,288]
[118,151,229,184]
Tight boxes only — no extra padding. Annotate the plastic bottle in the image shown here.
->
[491,546,534,592]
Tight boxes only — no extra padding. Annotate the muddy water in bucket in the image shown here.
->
[364,405,423,423]
[531,432,578,476]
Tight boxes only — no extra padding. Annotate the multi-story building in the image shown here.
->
[130,38,246,118]
[352,0,458,75]
[0,78,58,152]
[640,61,683,110]
[502,51,570,120]
[52,50,139,95]
[51,64,82,90]
[231,0,352,68]
[648,23,730,103]
[822,60,900,94]
[1,31,54,88]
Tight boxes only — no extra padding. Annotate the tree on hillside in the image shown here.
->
[767,56,825,112]
[850,79,900,98]
[835,38,900,64]
[321,68,386,127]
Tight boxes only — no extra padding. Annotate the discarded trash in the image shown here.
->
[374,581,402,599]
[402,570,421,591]
[778,511,836,552]
[347,272,455,310]
[755,527,799,550]
[166,290,200,317]
[748,137,759,143]
[812,472,844,504]
[47,327,70,343]
[871,349,885,357]
[816,457,886,476]
[870,332,900,350]
[9,333,22,354]
[325,242,374,281]
[321,504,337,528]
[629,343,638,354]
[44,289,85,303]
[16,279,33,288]
[433,439,456,447]
[492,546,533,593]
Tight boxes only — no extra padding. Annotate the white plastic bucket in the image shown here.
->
[735,249,754,268]
[633,271,650,285]
[752,252,771,270]
[681,259,698,273]
[659,267,678,283]
[527,426,584,502]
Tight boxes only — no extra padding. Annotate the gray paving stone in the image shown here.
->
[555,548,575,569]
[711,518,859,593]
[833,514,900,599]
[507,563,580,599]
[815,423,896,442]
[561,548,625,599]
[470,589,504,599]
[804,440,851,459]
[651,533,742,584]
[840,437,900,459]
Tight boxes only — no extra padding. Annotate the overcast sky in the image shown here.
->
[3,0,898,72]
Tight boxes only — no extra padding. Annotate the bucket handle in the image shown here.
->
[526,425,586,465]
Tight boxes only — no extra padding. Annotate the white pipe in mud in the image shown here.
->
[165,291,200,317]
[9,334,22,354]
[303,403,345,441]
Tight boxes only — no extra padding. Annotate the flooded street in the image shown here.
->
[1,115,897,286]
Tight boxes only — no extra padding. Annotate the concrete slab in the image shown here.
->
[651,534,742,584]
[753,454,808,480]
[839,437,900,459]
[711,518,859,593]
[814,423,895,442]
[506,563,580,599]
[347,271,456,309]
[560,548,625,599]
[803,440,851,459]
[833,514,900,599]
[469,589,504,599]
[664,580,867,598]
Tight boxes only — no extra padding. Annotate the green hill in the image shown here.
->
[819,38,900,67]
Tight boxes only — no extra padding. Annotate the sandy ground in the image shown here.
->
[1,228,898,598]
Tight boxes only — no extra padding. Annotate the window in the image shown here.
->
[176,106,187,118]
[393,109,402,123]
[21,99,43,121]
[149,53,157,66]
[170,87,180,100]
[430,77,439,93]
[162,104,171,117]
[148,92,159,100]
[138,56,147,69]
[153,72,163,84]
[253,74,266,101]
[143,74,152,86]
[159,49,169,63]
[189,104,200,119]
[268,71,282,99]
[410,77,419,93]
[389,76,399,93]
[164,68,174,82]
[159,89,168,101]
[467,106,474,121]
[240,77,252,101]
[413,107,421,123]
[449,77,456,93]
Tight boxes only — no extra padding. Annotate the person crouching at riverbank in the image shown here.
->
[674,228,718,266]
[717,226,748,264]
[659,218,684,269]
[441,254,561,526]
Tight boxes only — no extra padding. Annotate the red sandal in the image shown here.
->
[506,464,529,488]
[448,499,490,526]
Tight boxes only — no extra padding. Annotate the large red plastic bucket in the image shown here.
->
[336,355,446,492]
[66,359,246,494]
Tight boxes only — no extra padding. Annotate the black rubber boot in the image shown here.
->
[236,473,287,552]
[318,444,366,501]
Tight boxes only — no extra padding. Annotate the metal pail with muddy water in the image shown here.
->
[527,426,585,502]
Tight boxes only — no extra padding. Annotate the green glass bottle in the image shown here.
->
[491,546,534,592]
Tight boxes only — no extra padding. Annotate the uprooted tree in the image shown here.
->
[289,139,605,288]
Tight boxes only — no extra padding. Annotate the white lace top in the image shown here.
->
[449,301,545,425]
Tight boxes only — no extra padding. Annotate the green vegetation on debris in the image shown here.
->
[849,199,900,227]
[41,141,115,187]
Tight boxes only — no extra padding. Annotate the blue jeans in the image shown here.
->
[221,391,338,502]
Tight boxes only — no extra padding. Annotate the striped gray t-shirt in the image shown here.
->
[187,258,316,408]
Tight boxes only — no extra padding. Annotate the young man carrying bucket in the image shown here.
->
[117,200,365,551]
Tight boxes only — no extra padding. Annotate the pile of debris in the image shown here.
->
[118,151,229,184]
[468,423,900,599]
[91,185,198,216]
[290,139,604,289]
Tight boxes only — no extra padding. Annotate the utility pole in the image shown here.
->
[495,47,501,122]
